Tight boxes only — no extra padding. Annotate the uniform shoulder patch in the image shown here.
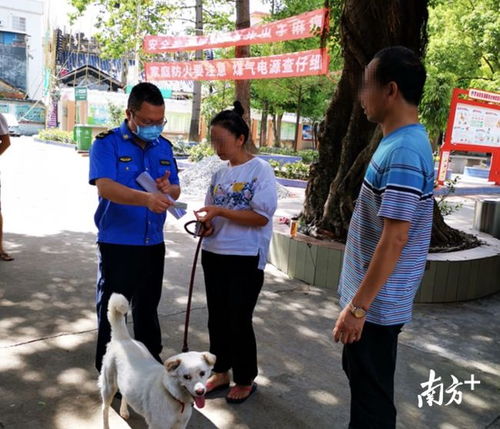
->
[95,130,114,140]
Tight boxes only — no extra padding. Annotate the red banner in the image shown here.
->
[144,8,328,53]
[145,49,329,81]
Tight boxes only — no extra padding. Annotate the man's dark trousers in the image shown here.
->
[95,242,165,372]
[342,321,404,429]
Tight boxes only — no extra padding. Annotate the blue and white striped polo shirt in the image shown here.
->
[338,124,434,325]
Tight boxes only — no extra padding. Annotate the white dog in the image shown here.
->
[99,293,216,429]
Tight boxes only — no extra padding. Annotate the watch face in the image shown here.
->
[354,308,366,318]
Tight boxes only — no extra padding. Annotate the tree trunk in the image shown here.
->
[303,0,478,251]
[313,121,319,149]
[430,201,480,252]
[259,101,269,147]
[293,85,302,152]
[121,57,128,87]
[272,112,283,147]
[235,0,258,152]
[189,0,203,142]
[235,0,250,122]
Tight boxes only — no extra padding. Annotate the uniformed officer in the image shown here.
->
[89,82,180,372]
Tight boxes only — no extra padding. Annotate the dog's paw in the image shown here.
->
[119,408,130,420]
[119,402,130,420]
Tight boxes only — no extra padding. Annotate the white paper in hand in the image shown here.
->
[136,171,187,219]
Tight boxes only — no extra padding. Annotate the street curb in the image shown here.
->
[33,137,76,149]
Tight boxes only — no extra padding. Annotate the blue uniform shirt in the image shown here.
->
[89,120,180,246]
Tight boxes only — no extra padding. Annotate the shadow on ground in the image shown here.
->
[1,228,499,428]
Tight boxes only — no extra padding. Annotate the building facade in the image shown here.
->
[0,0,43,100]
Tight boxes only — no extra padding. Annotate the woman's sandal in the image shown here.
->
[226,383,257,404]
[206,381,230,394]
[0,252,14,261]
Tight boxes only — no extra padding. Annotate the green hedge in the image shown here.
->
[269,160,310,180]
[38,128,76,145]
[185,143,316,180]
[258,147,318,164]
[188,142,215,162]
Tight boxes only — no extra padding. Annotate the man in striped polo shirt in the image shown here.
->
[333,46,434,428]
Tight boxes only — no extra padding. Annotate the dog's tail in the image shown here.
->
[107,293,130,341]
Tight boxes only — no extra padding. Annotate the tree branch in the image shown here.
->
[482,56,496,75]
[172,17,196,24]
[203,9,219,18]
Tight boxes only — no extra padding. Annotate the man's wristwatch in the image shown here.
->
[349,302,367,318]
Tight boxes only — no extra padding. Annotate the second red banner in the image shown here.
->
[145,49,329,81]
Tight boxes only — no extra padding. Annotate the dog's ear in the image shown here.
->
[165,358,181,372]
[202,352,216,367]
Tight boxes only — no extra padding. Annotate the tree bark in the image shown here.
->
[235,0,251,125]
[259,101,269,147]
[305,0,429,232]
[293,85,302,152]
[430,201,480,251]
[272,112,283,147]
[313,121,319,149]
[189,0,203,142]
[235,0,258,152]
[303,0,478,252]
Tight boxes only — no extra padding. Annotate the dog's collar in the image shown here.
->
[175,397,186,414]
[164,386,189,414]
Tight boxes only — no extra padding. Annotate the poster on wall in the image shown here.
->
[0,31,27,92]
[302,124,313,140]
[438,87,500,185]
[451,102,500,147]
[15,105,46,123]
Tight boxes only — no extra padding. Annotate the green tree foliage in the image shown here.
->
[421,0,500,141]
[69,0,174,61]
[250,0,340,147]
[201,79,236,128]
[178,0,232,35]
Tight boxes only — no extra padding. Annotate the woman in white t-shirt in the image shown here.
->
[194,101,277,404]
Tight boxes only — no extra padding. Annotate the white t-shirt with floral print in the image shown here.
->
[202,156,277,270]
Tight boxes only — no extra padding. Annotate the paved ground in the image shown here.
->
[0,137,499,429]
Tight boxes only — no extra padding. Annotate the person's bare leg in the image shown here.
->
[226,383,255,401]
[206,371,230,392]
[0,212,13,260]
[0,212,4,253]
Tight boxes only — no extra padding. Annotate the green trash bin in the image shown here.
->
[74,125,93,151]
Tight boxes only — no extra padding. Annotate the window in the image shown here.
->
[281,122,296,141]
[12,16,26,32]
[164,112,190,134]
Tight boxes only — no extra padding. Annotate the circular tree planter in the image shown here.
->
[268,221,500,303]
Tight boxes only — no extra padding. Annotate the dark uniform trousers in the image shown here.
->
[342,321,404,429]
[95,242,165,372]
[201,250,264,386]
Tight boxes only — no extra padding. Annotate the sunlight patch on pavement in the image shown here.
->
[308,389,339,405]
[296,325,322,339]
[462,392,491,410]
[0,350,25,370]
[424,343,500,376]
[52,330,95,350]
[21,370,45,382]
